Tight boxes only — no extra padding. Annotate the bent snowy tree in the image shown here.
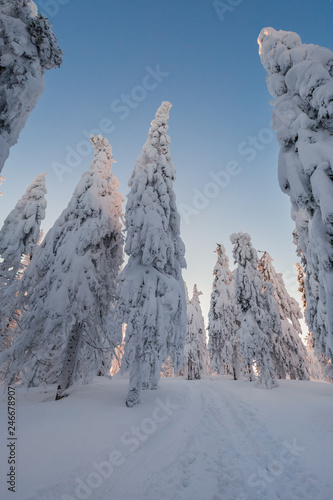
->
[258,251,309,380]
[117,101,187,407]
[208,244,241,379]
[0,1,62,173]
[258,27,333,369]
[181,284,208,380]
[231,232,277,389]
[0,173,47,350]
[0,135,124,397]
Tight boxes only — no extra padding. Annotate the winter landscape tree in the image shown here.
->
[181,284,208,380]
[258,251,309,380]
[296,262,331,380]
[117,101,187,407]
[0,135,124,397]
[258,27,333,368]
[208,244,241,379]
[0,173,47,349]
[0,1,62,173]
[231,232,277,389]
[160,357,174,378]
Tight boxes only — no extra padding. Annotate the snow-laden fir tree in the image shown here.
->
[0,173,47,349]
[231,232,277,389]
[0,1,62,173]
[180,284,208,380]
[296,262,332,381]
[0,172,46,288]
[117,101,187,407]
[208,244,241,379]
[305,331,331,381]
[0,135,124,397]
[295,261,306,310]
[258,251,309,380]
[160,357,174,378]
[110,324,126,376]
[258,27,333,368]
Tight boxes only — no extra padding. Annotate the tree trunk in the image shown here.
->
[188,357,193,380]
[232,345,241,380]
[126,354,142,407]
[248,363,254,382]
[55,322,81,401]
[149,359,159,390]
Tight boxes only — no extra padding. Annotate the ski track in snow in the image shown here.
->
[21,378,331,500]
[141,380,328,500]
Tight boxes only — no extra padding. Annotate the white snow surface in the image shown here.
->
[0,375,332,500]
[27,1,38,18]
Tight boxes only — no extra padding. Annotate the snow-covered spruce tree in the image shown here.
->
[160,357,174,378]
[231,232,277,389]
[0,172,46,288]
[117,101,187,407]
[0,173,47,349]
[258,28,333,366]
[305,331,331,381]
[296,261,332,380]
[181,284,208,380]
[0,135,124,396]
[295,261,306,310]
[208,244,241,379]
[258,251,309,380]
[110,324,126,376]
[0,1,62,173]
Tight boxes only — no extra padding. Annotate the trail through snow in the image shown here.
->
[1,376,332,500]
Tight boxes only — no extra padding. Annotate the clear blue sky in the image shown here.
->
[1,0,332,323]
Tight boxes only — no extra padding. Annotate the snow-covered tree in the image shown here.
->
[0,135,124,397]
[231,232,277,389]
[117,101,187,407]
[0,1,62,173]
[295,261,306,310]
[305,332,331,381]
[258,27,333,367]
[0,173,47,349]
[258,251,309,380]
[0,173,46,287]
[110,324,126,376]
[208,244,241,379]
[181,284,208,380]
[160,357,174,378]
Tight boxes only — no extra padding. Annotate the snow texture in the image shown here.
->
[0,135,124,390]
[0,0,62,173]
[258,28,333,365]
[117,101,187,406]
[1,375,332,500]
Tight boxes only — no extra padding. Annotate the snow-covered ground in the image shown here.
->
[1,375,332,500]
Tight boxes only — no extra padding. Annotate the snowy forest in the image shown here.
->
[0,2,333,500]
